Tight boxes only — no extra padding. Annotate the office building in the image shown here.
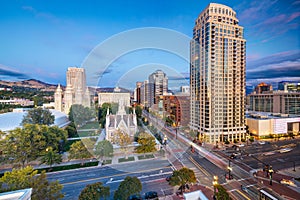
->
[254,82,272,94]
[190,3,246,143]
[148,70,168,107]
[249,91,300,115]
[278,81,300,92]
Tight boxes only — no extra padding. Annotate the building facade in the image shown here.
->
[254,82,272,94]
[249,92,300,115]
[278,81,300,92]
[54,67,91,114]
[190,3,246,143]
[161,94,190,127]
[148,70,168,107]
[98,87,131,107]
[246,112,300,138]
[105,100,138,141]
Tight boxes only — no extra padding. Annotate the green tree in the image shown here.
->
[79,182,110,200]
[40,147,62,168]
[94,140,113,162]
[135,132,157,156]
[98,103,118,128]
[0,166,64,200]
[169,167,196,194]
[1,124,67,167]
[111,129,131,159]
[68,141,93,160]
[114,176,142,200]
[135,105,142,118]
[215,184,230,200]
[69,104,95,126]
[22,107,54,125]
[66,122,78,138]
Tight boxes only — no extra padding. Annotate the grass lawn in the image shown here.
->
[80,122,99,129]
[118,157,135,163]
[77,130,98,137]
[138,154,155,160]
[103,160,112,165]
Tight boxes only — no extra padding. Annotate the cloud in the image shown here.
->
[168,72,189,81]
[22,5,60,23]
[247,50,300,69]
[0,64,29,80]
[247,50,300,80]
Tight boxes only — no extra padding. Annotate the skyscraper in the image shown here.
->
[190,3,246,143]
[148,70,168,107]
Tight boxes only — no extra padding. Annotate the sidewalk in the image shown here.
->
[254,170,300,199]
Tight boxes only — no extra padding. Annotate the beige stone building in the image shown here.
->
[98,87,131,107]
[190,3,246,143]
[54,67,91,114]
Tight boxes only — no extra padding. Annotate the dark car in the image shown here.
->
[127,194,142,200]
[144,191,158,200]
[166,175,172,182]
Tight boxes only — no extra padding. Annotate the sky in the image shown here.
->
[0,0,299,90]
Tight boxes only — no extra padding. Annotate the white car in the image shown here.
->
[258,141,265,145]
[279,148,292,153]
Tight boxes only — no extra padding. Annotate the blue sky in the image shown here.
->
[0,0,299,90]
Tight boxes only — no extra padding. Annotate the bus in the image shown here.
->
[259,189,279,200]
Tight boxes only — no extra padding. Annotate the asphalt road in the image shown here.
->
[222,138,300,171]
[47,159,173,199]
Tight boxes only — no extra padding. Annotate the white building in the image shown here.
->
[98,87,130,107]
[0,109,70,132]
[54,67,91,114]
[246,112,300,138]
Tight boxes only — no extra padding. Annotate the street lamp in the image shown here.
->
[213,175,218,199]
[46,147,53,168]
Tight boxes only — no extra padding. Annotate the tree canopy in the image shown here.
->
[22,107,54,125]
[40,146,62,167]
[69,104,95,126]
[94,140,113,160]
[68,141,93,160]
[0,166,64,200]
[169,167,196,193]
[0,124,67,167]
[79,182,110,200]
[111,129,131,158]
[114,176,142,200]
[135,132,157,155]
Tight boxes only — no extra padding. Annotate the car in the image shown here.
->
[258,141,265,145]
[166,175,171,182]
[279,148,292,153]
[280,179,296,187]
[127,194,142,200]
[237,144,245,147]
[144,191,158,200]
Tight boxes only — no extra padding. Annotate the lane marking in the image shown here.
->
[62,166,172,186]
[236,189,251,200]
[188,156,209,176]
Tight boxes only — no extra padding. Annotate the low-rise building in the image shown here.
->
[246,112,300,138]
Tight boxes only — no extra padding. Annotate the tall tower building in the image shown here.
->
[190,3,246,143]
[148,70,168,107]
[54,67,91,114]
